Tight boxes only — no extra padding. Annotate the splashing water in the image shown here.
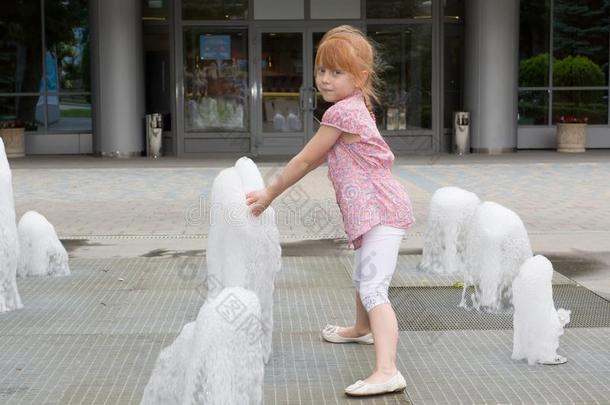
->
[17,210,70,278]
[183,287,264,404]
[140,322,195,404]
[141,288,264,405]
[512,255,570,365]
[234,156,264,192]
[0,139,23,312]
[460,201,532,312]
[141,158,279,404]
[206,167,251,287]
[206,157,281,363]
[419,186,481,274]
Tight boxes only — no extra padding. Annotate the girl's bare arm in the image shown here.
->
[246,125,341,215]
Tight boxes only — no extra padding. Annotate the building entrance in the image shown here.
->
[251,25,347,155]
[177,20,436,157]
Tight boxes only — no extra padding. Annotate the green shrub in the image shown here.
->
[519,53,549,87]
[553,55,605,87]
[519,54,605,87]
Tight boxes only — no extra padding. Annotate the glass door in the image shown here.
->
[252,25,361,155]
[253,29,307,155]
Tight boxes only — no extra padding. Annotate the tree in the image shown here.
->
[553,0,610,84]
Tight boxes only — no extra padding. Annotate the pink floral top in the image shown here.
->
[321,92,415,249]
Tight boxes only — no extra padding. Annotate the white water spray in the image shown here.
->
[460,201,532,312]
[206,157,281,363]
[141,288,264,404]
[0,139,23,312]
[512,255,570,365]
[17,210,70,277]
[419,186,480,274]
[142,158,279,404]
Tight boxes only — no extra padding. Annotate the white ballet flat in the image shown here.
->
[539,355,568,365]
[345,371,407,396]
[321,324,374,344]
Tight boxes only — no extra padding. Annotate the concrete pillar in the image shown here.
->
[90,0,144,156]
[464,0,519,153]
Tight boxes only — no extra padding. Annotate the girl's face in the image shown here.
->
[315,66,358,102]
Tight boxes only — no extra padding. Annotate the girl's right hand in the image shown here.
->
[245,188,273,216]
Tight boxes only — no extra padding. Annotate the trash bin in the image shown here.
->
[145,113,163,158]
[453,111,470,155]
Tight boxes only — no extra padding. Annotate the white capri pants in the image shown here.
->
[352,225,406,312]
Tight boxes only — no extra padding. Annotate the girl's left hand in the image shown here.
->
[246,188,273,216]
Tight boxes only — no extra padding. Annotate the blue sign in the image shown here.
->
[46,52,59,92]
[39,51,59,93]
[200,35,231,60]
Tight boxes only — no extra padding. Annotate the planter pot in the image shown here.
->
[0,127,25,158]
[556,123,586,153]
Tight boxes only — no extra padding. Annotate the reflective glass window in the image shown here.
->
[444,0,464,22]
[519,0,550,87]
[553,0,609,87]
[182,0,248,20]
[0,96,44,131]
[183,28,248,132]
[45,95,92,131]
[0,1,43,93]
[552,90,607,125]
[45,0,90,93]
[261,32,303,133]
[369,25,432,131]
[142,0,169,21]
[518,90,549,125]
[366,0,431,19]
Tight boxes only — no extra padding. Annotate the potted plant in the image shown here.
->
[0,120,26,158]
[556,115,588,153]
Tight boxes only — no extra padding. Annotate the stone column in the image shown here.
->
[464,0,519,153]
[90,0,144,156]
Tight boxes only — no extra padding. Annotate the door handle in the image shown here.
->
[309,87,318,110]
[161,61,166,93]
[299,86,306,111]
[299,87,317,111]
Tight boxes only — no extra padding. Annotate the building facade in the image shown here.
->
[1,0,608,157]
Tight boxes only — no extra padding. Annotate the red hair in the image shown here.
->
[315,25,381,110]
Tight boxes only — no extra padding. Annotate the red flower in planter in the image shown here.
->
[557,115,588,124]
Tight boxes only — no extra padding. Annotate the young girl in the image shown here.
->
[246,25,414,397]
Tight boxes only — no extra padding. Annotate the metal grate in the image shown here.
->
[390,285,610,331]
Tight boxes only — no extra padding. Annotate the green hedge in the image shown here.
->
[519,54,605,87]
[519,54,549,87]
[554,55,605,87]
